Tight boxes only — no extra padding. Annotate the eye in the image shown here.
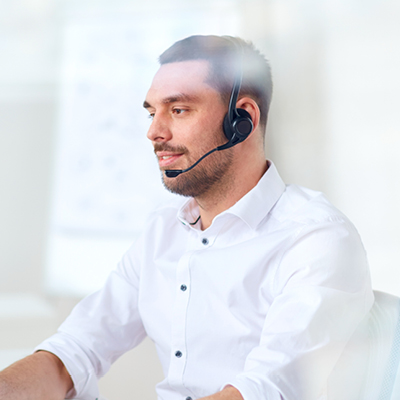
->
[148,113,155,120]
[173,108,187,115]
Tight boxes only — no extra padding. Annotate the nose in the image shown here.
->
[146,114,172,143]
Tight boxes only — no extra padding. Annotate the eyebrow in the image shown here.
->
[143,93,200,109]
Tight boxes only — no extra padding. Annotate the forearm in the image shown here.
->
[199,385,244,400]
[0,351,73,400]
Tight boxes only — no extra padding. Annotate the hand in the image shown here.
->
[198,385,244,400]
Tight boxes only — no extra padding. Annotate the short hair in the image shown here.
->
[158,35,273,129]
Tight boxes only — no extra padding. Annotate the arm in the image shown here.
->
[199,385,243,400]
[0,351,73,400]
[225,218,374,399]
[33,241,146,399]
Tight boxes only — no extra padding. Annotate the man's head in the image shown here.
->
[158,35,273,132]
[144,35,272,200]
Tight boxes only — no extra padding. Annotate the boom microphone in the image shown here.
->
[164,141,234,178]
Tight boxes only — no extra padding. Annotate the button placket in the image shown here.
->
[168,252,192,390]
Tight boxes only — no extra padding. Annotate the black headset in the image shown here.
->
[220,37,253,149]
[164,37,253,178]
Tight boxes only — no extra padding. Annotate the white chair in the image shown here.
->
[327,290,400,400]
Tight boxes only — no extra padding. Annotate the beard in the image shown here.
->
[154,133,234,198]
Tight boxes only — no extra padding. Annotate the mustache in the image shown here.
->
[153,143,188,154]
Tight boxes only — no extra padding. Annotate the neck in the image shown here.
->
[196,157,268,230]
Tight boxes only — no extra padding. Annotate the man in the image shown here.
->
[0,35,373,400]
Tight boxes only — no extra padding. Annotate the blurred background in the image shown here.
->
[1,0,400,398]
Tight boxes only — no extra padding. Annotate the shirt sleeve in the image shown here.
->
[35,239,146,400]
[226,217,374,400]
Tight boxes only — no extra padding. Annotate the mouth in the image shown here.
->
[156,152,184,168]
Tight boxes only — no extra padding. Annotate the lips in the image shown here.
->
[156,152,183,168]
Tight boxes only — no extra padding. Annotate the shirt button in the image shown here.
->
[180,284,187,291]
[175,350,183,358]
[202,237,209,245]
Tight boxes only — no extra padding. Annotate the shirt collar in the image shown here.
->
[225,161,286,230]
[177,161,286,231]
[177,198,201,228]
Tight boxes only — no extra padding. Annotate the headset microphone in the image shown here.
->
[164,38,253,178]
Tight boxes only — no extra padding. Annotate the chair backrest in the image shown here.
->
[327,291,400,400]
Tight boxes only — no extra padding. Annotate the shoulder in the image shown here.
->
[271,184,350,227]
[265,183,364,256]
[270,186,370,295]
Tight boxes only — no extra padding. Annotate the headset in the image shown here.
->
[164,37,253,178]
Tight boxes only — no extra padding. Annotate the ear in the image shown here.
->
[236,97,260,135]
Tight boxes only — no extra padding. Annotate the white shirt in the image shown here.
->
[36,162,374,400]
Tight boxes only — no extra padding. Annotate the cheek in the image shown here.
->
[174,108,227,151]
[198,112,226,140]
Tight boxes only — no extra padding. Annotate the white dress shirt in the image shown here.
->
[36,162,374,400]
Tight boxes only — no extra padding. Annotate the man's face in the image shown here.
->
[144,60,234,198]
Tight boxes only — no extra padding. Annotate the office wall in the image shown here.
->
[0,0,60,293]
[2,0,400,298]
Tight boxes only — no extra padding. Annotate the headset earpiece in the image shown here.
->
[223,107,253,144]
[220,37,254,148]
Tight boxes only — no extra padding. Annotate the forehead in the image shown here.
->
[145,60,219,104]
